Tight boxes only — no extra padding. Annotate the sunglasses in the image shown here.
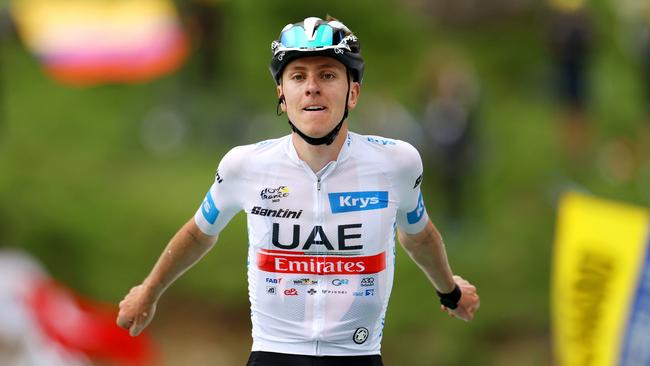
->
[274,24,351,54]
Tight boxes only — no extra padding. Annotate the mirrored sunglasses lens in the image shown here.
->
[280,26,306,48]
[280,25,335,48]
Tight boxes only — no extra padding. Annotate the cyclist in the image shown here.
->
[117,16,480,366]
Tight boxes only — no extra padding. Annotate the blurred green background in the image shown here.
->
[1,0,649,365]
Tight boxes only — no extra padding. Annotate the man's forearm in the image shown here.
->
[398,220,456,293]
[142,218,217,299]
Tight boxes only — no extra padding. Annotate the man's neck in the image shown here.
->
[291,124,348,173]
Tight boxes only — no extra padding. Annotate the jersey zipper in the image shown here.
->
[305,165,335,354]
[314,176,325,354]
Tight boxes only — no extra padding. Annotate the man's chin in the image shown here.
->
[293,123,335,138]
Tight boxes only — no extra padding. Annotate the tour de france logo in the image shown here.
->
[260,186,290,202]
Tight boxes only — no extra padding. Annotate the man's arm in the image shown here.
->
[116,217,217,336]
[398,220,480,321]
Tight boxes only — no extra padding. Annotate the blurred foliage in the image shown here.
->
[1,0,649,365]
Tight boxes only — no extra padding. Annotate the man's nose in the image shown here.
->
[305,75,321,96]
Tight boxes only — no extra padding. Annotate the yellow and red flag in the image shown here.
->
[10,0,189,86]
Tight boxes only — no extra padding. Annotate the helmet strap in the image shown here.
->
[276,95,285,116]
[286,72,351,146]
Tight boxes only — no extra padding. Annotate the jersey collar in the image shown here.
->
[286,131,353,168]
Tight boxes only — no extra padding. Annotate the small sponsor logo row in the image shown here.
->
[265,277,374,287]
[264,276,376,297]
[266,288,376,297]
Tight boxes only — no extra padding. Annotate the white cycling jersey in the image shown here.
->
[194,131,429,356]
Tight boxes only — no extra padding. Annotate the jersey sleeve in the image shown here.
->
[394,141,429,235]
[194,146,247,236]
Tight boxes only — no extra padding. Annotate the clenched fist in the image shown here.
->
[441,275,480,322]
[116,284,158,336]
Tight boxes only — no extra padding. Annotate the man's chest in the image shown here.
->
[243,167,397,255]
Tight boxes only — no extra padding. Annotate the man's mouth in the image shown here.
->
[303,106,327,111]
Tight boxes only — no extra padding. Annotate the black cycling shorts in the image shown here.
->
[246,351,384,366]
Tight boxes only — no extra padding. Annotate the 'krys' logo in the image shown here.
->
[329,191,388,213]
[260,186,290,202]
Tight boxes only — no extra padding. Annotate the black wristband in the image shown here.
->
[436,284,462,310]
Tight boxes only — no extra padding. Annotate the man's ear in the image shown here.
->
[277,85,287,112]
[347,82,361,109]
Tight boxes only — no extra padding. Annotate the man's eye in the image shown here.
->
[323,73,335,80]
[291,74,304,81]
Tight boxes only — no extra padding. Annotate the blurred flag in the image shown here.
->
[28,279,157,365]
[553,192,650,366]
[1,249,157,365]
[10,0,189,86]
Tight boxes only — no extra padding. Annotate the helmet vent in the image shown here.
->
[303,17,321,41]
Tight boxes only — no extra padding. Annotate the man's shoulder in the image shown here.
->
[222,135,290,162]
[350,132,422,179]
[213,136,290,185]
[251,135,290,150]
[351,132,420,158]
[353,132,398,148]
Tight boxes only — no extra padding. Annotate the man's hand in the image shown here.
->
[116,284,158,336]
[441,275,480,321]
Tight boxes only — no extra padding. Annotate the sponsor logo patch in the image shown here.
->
[361,277,375,286]
[257,249,386,275]
[266,286,276,295]
[293,278,318,286]
[260,186,290,202]
[284,288,298,296]
[367,136,396,146]
[216,170,223,184]
[322,290,348,295]
[406,192,426,225]
[353,289,375,297]
[353,327,369,344]
[201,192,219,224]
[251,206,303,219]
[271,223,362,251]
[307,288,317,295]
[332,279,349,286]
[265,278,282,284]
[329,191,388,213]
[413,174,422,189]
